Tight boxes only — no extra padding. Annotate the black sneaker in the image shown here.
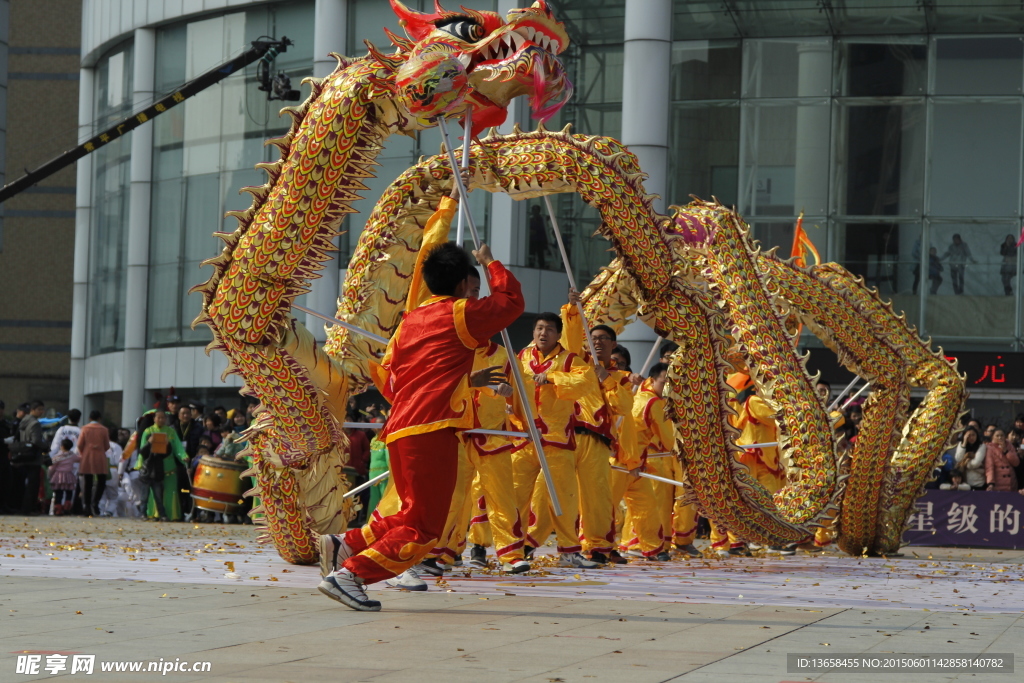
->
[469,544,488,568]
[589,551,609,565]
[727,546,752,557]
[675,543,702,557]
[523,545,535,560]
[650,551,671,562]
[607,550,628,565]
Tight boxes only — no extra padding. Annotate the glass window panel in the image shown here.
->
[147,263,183,347]
[555,1,624,45]
[180,260,214,345]
[89,44,134,356]
[828,3,926,37]
[150,179,184,266]
[183,173,223,264]
[673,5,741,42]
[742,38,831,99]
[836,103,925,216]
[929,103,1022,217]
[351,0,405,49]
[836,40,926,97]
[671,40,741,101]
[924,222,1018,338]
[833,220,921,324]
[730,2,832,38]
[935,37,1024,96]
[154,23,186,94]
[270,1,314,72]
[739,102,830,216]
[669,103,739,208]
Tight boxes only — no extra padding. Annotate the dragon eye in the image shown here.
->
[436,18,485,43]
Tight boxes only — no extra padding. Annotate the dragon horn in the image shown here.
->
[389,0,439,40]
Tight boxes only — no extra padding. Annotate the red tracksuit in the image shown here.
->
[342,260,524,583]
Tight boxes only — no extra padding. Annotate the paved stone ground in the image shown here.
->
[1,517,1021,683]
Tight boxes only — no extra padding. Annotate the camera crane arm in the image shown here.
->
[0,37,293,205]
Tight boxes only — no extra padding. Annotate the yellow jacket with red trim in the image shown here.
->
[469,341,515,455]
[516,343,595,449]
[558,303,639,467]
[633,380,675,471]
[732,393,781,475]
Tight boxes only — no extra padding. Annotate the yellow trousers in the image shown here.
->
[514,444,581,553]
[610,466,663,555]
[451,446,526,562]
[623,456,699,549]
[710,461,784,548]
[575,433,615,554]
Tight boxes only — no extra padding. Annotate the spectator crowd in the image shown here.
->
[0,395,260,523]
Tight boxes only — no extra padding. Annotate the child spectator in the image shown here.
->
[48,439,80,515]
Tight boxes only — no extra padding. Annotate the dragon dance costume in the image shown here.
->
[340,260,524,584]
[515,343,595,554]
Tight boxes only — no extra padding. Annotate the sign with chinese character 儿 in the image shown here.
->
[903,490,1024,549]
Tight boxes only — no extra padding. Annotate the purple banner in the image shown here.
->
[903,490,1024,549]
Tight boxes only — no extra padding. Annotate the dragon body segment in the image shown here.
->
[194,1,963,563]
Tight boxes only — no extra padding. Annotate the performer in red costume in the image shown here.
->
[318,239,524,611]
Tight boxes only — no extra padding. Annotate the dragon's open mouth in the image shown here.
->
[463,17,573,124]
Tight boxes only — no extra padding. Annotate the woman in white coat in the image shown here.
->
[954,426,987,490]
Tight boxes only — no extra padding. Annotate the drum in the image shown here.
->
[191,455,247,513]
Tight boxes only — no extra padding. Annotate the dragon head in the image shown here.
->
[388,0,572,129]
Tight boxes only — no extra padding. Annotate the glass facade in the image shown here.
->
[82,0,1024,362]
[667,33,1024,349]
[88,41,134,355]
[147,2,315,347]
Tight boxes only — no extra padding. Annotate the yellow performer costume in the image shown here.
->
[561,305,663,558]
[450,342,530,570]
[626,374,677,551]
[515,341,596,554]
[710,371,784,552]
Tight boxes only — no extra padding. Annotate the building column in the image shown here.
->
[619,0,671,363]
[305,0,348,340]
[121,28,156,427]
[793,40,831,259]
[69,67,95,413]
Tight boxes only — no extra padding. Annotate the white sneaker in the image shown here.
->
[384,567,427,591]
[501,559,531,574]
[318,569,381,611]
[319,534,354,578]
[558,552,600,569]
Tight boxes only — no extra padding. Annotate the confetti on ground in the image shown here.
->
[2,517,1022,614]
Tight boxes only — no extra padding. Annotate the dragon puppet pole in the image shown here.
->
[632,336,664,394]
[454,108,472,247]
[342,471,390,499]
[840,382,871,411]
[293,304,389,345]
[826,375,861,413]
[612,465,686,489]
[541,195,601,368]
[437,115,563,516]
